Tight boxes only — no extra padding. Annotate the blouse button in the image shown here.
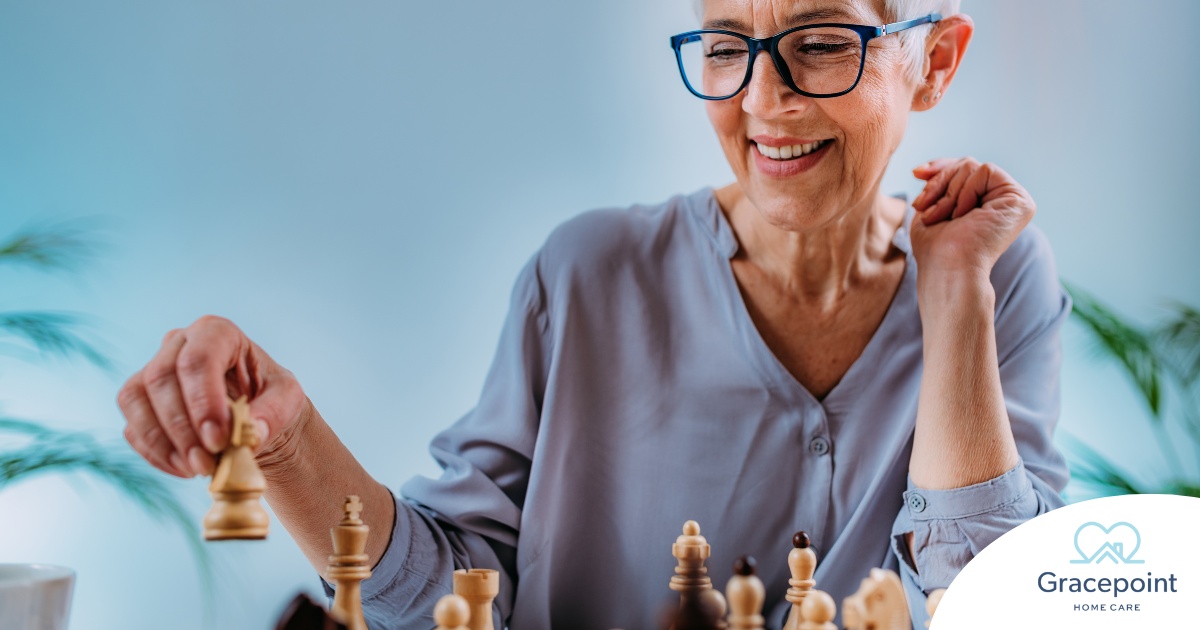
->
[908,493,927,513]
[809,436,831,456]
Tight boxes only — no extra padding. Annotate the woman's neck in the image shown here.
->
[715,183,907,306]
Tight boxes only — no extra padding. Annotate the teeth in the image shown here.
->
[756,139,827,160]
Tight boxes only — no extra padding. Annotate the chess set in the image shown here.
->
[205,397,946,630]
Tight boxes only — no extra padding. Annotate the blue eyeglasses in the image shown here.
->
[669,13,941,100]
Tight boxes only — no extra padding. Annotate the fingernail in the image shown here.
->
[200,421,222,452]
[169,452,192,477]
[254,419,270,445]
[188,447,213,476]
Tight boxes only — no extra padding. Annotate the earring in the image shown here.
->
[934,91,942,100]
[922,94,930,103]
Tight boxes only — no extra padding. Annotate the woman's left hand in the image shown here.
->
[909,157,1036,279]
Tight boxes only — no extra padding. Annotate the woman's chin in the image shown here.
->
[750,196,841,233]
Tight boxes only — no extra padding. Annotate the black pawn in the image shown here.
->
[274,592,347,630]
[733,555,757,576]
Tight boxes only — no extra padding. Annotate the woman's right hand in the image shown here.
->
[117,315,307,478]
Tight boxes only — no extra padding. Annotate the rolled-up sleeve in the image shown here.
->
[890,225,1072,621]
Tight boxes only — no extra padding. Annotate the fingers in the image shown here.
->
[951,163,994,219]
[911,157,959,181]
[913,159,961,214]
[928,163,976,223]
[118,372,189,477]
[141,330,209,476]
[118,315,306,475]
[913,157,986,223]
[177,316,242,453]
[246,358,305,452]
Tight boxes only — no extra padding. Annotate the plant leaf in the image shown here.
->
[1064,281,1163,418]
[0,222,100,272]
[1060,433,1145,497]
[1157,301,1200,386]
[0,417,57,438]
[0,311,112,371]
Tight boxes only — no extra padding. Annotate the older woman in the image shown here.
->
[116,0,1068,628]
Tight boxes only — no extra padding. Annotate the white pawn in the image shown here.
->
[725,556,764,630]
[434,593,471,630]
[783,531,817,630]
[798,591,837,630]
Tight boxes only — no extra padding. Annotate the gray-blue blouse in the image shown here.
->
[341,187,1070,629]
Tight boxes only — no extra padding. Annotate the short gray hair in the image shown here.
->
[691,0,961,83]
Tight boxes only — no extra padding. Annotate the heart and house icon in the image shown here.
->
[1071,521,1145,564]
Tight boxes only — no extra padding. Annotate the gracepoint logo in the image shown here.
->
[1070,521,1145,564]
[1037,517,1180,612]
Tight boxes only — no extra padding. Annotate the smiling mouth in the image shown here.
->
[753,139,832,161]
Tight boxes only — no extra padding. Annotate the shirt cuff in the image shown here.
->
[902,458,1033,521]
[890,459,1036,591]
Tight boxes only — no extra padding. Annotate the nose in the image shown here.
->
[740,51,807,118]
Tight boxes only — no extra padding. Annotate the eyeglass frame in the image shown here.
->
[669,13,942,101]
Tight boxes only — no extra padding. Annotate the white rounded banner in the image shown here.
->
[931,494,1200,628]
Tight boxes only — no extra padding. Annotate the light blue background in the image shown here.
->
[1,1,1197,628]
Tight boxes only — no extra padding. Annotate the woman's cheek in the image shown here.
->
[707,100,748,172]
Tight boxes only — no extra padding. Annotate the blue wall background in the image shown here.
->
[1,1,1197,628]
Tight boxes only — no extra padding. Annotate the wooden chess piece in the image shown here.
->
[274,592,347,630]
[670,520,727,629]
[797,591,836,630]
[782,531,817,630]
[203,395,269,540]
[925,589,945,628]
[670,586,727,630]
[842,569,909,630]
[724,556,764,630]
[453,568,499,630]
[434,594,471,630]
[327,496,371,630]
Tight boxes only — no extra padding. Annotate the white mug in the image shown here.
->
[0,564,75,630]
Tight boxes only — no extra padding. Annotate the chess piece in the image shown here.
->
[671,521,712,594]
[724,556,764,630]
[434,594,471,630]
[797,591,836,630]
[842,569,909,630]
[670,521,727,629]
[925,589,945,628]
[782,531,817,630]
[203,395,269,540]
[327,496,371,630]
[453,568,499,630]
[273,592,347,630]
[670,585,727,630]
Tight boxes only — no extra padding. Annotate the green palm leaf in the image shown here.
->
[1060,433,1144,498]
[1063,281,1162,417]
[1158,302,1200,386]
[0,221,99,271]
[0,311,112,371]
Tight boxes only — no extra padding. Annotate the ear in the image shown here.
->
[911,14,974,111]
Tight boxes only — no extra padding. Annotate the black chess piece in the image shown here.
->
[274,592,348,630]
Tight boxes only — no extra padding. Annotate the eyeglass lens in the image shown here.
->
[678,28,864,98]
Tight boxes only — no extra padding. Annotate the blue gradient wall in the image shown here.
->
[1,1,1197,628]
